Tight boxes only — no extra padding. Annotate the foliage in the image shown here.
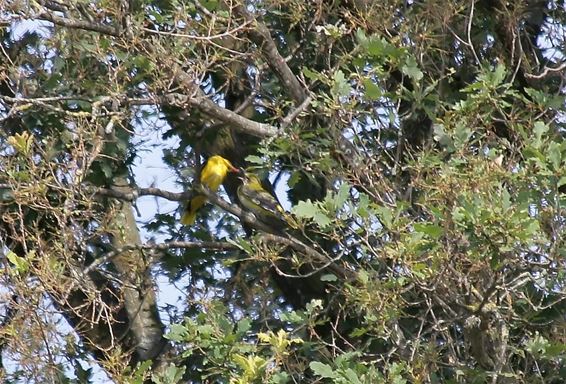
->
[1,0,565,383]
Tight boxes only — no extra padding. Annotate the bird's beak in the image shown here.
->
[228,164,240,173]
[236,168,247,180]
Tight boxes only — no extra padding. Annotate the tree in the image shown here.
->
[1,0,565,382]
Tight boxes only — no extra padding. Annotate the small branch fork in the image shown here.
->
[524,62,566,80]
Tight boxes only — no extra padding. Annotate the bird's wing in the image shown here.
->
[247,187,283,211]
[239,185,285,218]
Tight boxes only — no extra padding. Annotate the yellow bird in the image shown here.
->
[181,155,239,225]
[237,171,297,228]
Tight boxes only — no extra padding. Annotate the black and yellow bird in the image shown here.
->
[236,171,297,228]
[181,155,239,225]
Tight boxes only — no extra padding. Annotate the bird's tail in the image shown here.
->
[278,207,299,229]
[181,195,207,225]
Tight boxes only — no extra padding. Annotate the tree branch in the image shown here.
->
[182,92,280,138]
[36,11,120,36]
[280,96,312,129]
[95,186,188,202]
[96,184,351,284]
[235,7,308,104]
[0,90,281,139]
[260,233,351,279]
[525,62,566,80]
[80,240,237,277]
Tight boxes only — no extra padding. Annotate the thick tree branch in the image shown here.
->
[109,177,166,362]
[96,184,277,232]
[183,91,280,138]
[36,11,120,36]
[235,7,308,104]
[96,186,188,202]
[168,63,282,138]
[1,92,282,139]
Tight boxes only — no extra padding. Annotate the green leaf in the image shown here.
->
[130,360,152,384]
[293,200,333,228]
[303,67,323,82]
[547,141,562,171]
[501,188,511,211]
[402,56,423,81]
[366,38,388,57]
[270,372,290,384]
[237,318,251,334]
[357,270,369,284]
[413,223,443,239]
[320,274,337,282]
[362,78,382,100]
[198,324,214,336]
[6,251,30,274]
[152,363,186,384]
[533,121,549,149]
[525,88,565,109]
[375,205,394,228]
[334,183,350,210]
[200,0,218,11]
[165,324,188,342]
[492,63,507,85]
[288,171,302,187]
[245,155,265,165]
[99,161,114,180]
[332,70,352,98]
[280,310,305,324]
[313,212,332,228]
[349,327,368,337]
[228,237,254,254]
[343,368,363,384]
[432,124,454,150]
[355,28,368,47]
[356,193,370,218]
[293,200,319,218]
[454,122,472,148]
[310,362,338,379]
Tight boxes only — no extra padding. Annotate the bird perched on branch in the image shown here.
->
[181,155,239,225]
[237,171,298,229]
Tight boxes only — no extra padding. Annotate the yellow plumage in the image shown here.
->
[181,155,238,225]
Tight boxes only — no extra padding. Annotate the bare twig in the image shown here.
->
[280,96,312,129]
[466,1,480,64]
[525,62,566,80]
[80,240,237,277]
[261,233,350,279]
[140,20,251,41]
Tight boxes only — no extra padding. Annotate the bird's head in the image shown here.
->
[236,169,249,181]
[238,171,263,188]
[209,155,240,173]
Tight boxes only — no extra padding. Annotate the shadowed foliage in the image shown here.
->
[0,0,565,382]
